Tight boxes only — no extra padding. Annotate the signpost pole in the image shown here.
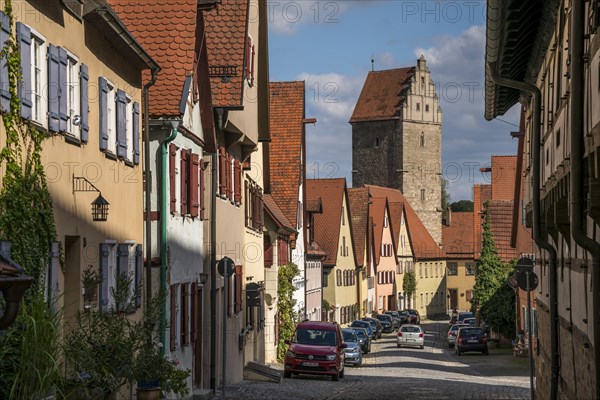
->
[222,275,228,395]
[527,269,534,400]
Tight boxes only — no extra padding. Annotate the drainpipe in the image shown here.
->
[159,120,179,352]
[570,2,600,398]
[487,62,559,400]
[143,68,159,308]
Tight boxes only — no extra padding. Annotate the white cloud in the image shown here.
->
[267,1,352,35]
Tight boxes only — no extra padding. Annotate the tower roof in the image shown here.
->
[349,67,415,123]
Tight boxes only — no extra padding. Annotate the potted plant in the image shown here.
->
[132,344,190,399]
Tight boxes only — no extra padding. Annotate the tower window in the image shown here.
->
[421,76,425,85]
[375,137,379,147]
[420,132,425,147]
[556,130,560,147]
[425,104,429,112]
[416,103,420,111]
[420,189,426,201]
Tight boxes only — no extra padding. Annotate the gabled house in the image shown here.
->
[111,0,217,391]
[367,185,447,318]
[389,201,413,310]
[204,0,269,385]
[305,197,326,321]
[307,178,358,324]
[348,187,371,316]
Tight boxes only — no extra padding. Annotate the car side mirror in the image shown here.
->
[284,339,291,345]
[340,342,348,349]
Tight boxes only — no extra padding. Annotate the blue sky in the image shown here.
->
[267,1,520,201]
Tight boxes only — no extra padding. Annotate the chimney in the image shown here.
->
[445,207,452,226]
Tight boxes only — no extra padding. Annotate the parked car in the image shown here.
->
[455,326,488,356]
[342,328,363,367]
[402,309,421,325]
[398,310,410,326]
[383,311,401,329]
[448,315,458,327]
[463,317,476,326]
[397,324,425,349]
[457,312,474,324]
[375,314,394,333]
[362,317,383,339]
[351,327,371,354]
[447,324,470,348]
[350,320,374,340]
[283,321,347,381]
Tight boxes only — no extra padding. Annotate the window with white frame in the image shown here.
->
[64,53,80,136]
[125,95,133,161]
[31,30,46,125]
[106,81,116,154]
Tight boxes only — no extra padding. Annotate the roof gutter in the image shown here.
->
[569,3,600,399]
[486,61,558,400]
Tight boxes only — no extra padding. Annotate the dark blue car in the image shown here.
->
[350,320,374,340]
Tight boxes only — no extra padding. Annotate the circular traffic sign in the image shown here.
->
[217,256,235,277]
[517,270,539,292]
[516,257,534,270]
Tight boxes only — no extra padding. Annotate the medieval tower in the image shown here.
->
[350,56,443,244]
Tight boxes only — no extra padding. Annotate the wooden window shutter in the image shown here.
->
[16,22,32,120]
[116,89,127,158]
[57,47,68,132]
[336,269,341,286]
[170,284,177,351]
[235,265,243,314]
[169,144,177,213]
[190,283,197,347]
[264,235,273,268]
[0,12,10,113]
[132,101,140,163]
[244,180,249,226]
[180,149,189,215]
[225,153,232,200]
[234,159,241,204]
[181,283,188,346]
[190,153,200,218]
[98,76,108,150]
[219,147,226,196]
[200,160,206,220]
[47,44,60,132]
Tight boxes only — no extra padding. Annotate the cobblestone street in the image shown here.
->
[213,321,530,400]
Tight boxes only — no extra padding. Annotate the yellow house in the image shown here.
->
[371,197,398,313]
[389,202,414,310]
[307,178,358,324]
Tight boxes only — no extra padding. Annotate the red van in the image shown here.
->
[283,321,347,381]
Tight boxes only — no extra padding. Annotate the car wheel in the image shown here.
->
[339,367,345,379]
[420,345,424,349]
[332,372,339,382]
[283,371,292,378]
[397,343,401,348]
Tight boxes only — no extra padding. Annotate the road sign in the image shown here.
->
[217,256,235,277]
[517,270,539,292]
[516,257,534,270]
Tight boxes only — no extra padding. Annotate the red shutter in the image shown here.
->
[245,36,251,78]
[225,153,232,200]
[234,159,241,204]
[227,276,232,317]
[181,283,188,346]
[244,180,249,226]
[250,43,255,86]
[191,283,197,348]
[200,160,206,220]
[169,144,177,213]
[235,265,243,314]
[264,235,273,268]
[259,189,264,229]
[219,147,226,196]
[180,149,189,215]
[190,153,199,217]
[170,284,177,351]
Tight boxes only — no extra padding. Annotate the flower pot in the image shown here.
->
[136,388,161,400]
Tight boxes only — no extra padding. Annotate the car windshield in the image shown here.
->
[351,321,369,329]
[294,328,337,346]
[399,311,409,316]
[364,319,377,328]
[407,310,417,315]
[450,324,468,332]
[377,315,392,322]
[353,330,367,339]
[342,330,357,342]
[401,326,421,333]
[386,312,399,317]
[458,312,474,321]
[459,328,483,337]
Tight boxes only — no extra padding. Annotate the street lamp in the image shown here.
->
[73,175,110,222]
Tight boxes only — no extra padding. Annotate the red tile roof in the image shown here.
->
[365,185,446,259]
[491,156,517,201]
[204,0,249,107]
[442,212,475,259]
[110,0,197,117]
[488,200,518,263]
[306,178,346,266]
[263,194,295,232]
[388,201,404,251]
[269,81,305,227]
[369,197,387,266]
[306,198,322,213]
[349,67,415,123]
[347,188,370,267]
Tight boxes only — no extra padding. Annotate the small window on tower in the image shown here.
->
[425,104,429,112]
[416,103,420,111]
[420,189,426,201]
[420,132,425,147]
[375,137,379,148]
[421,76,425,85]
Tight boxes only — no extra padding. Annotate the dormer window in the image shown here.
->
[245,35,255,87]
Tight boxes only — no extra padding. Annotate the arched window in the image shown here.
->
[420,132,425,147]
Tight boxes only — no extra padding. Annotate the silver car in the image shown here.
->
[342,328,363,367]
[447,324,470,348]
[397,324,425,349]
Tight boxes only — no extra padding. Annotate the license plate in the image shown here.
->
[468,339,479,343]
[407,339,415,342]
[303,362,318,367]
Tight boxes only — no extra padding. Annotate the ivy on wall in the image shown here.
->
[277,262,299,361]
[0,0,58,290]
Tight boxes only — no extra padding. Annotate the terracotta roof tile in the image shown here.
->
[488,200,518,263]
[264,194,295,232]
[110,0,197,116]
[204,0,249,107]
[365,185,446,259]
[442,212,474,259]
[491,156,517,201]
[350,67,415,123]
[269,82,305,226]
[306,178,346,266]
[306,198,322,213]
[388,201,404,250]
[347,188,369,267]
[369,197,387,265]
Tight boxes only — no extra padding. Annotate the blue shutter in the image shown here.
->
[16,22,32,120]
[99,77,108,150]
[133,101,140,164]
[99,243,109,311]
[58,47,68,132]
[0,11,11,113]
[48,241,60,308]
[116,89,127,158]
[135,244,143,307]
[47,44,60,132]
[80,64,89,142]
[117,243,129,278]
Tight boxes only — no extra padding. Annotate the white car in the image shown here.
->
[397,324,425,349]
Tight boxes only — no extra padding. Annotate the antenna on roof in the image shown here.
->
[371,54,375,71]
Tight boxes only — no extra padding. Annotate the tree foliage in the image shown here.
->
[470,202,515,339]
[441,178,451,222]
[450,200,474,212]
[277,262,299,361]
[402,270,417,309]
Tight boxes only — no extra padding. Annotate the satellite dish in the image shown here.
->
[265,293,273,306]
